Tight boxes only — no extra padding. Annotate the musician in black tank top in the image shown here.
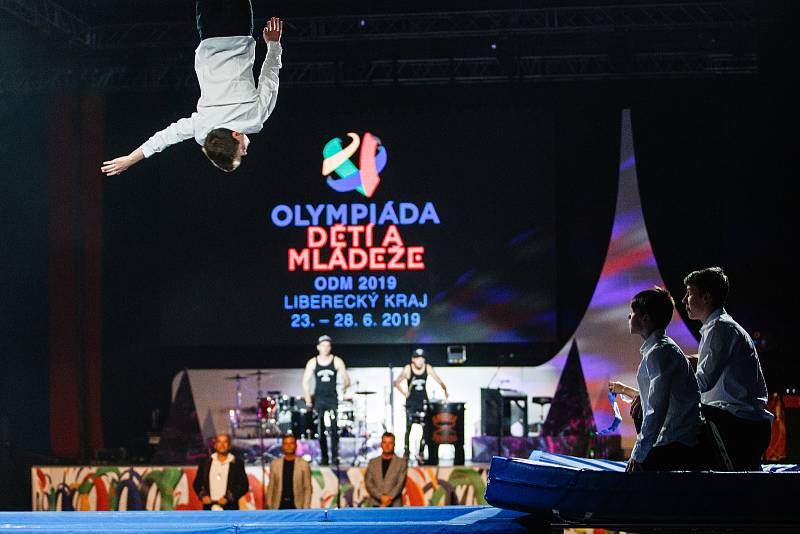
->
[406,365,428,414]
[302,335,351,465]
[393,348,449,463]
[313,357,338,410]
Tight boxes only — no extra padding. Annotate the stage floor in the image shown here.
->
[0,506,531,533]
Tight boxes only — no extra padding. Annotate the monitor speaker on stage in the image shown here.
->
[481,388,528,437]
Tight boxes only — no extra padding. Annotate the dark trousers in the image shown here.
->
[317,407,339,465]
[641,441,701,471]
[196,0,253,40]
[701,404,772,471]
[403,412,426,459]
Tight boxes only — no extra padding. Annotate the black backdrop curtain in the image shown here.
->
[632,80,794,393]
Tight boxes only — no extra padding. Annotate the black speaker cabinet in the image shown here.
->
[481,388,528,437]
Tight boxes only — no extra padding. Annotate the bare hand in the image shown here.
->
[101,155,134,176]
[218,497,227,506]
[101,148,143,176]
[608,381,627,395]
[626,458,641,472]
[263,17,283,43]
[201,496,212,505]
[380,495,392,507]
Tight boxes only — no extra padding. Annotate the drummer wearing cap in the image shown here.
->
[302,335,351,465]
[393,348,448,462]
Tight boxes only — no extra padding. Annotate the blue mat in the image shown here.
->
[486,453,800,525]
[0,506,531,533]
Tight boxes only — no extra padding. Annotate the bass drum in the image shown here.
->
[423,401,466,465]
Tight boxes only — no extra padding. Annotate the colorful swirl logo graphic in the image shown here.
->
[322,132,387,198]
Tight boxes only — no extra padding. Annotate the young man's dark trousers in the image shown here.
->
[701,404,771,471]
[403,408,426,460]
[316,406,339,466]
[641,441,701,471]
[196,0,253,40]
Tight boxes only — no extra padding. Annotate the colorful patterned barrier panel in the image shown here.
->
[32,464,488,511]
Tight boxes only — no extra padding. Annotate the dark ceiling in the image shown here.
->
[0,1,786,91]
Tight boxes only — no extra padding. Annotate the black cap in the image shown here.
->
[412,348,425,357]
[318,335,332,344]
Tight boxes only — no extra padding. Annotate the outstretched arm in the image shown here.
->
[101,148,145,176]
[258,17,283,119]
[608,381,639,398]
[102,114,196,176]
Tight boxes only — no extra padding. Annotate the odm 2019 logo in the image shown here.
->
[322,132,387,198]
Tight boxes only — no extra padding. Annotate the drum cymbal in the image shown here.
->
[248,370,271,377]
[224,374,248,381]
[530,396,553,405]
[354,390,376,395]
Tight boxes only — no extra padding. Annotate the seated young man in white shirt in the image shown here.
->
[682,266,773,470]
[101,0,282,175]
[609,287,704,472]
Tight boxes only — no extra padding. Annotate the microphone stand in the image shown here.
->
[388,363,394,432]
[334,437,342,509]
[335,379,346,508]
[259,418,266,509]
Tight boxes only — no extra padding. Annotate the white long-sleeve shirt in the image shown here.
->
[208,452,233,501]
[140,37,282,158]
[631,330,703,464]
[696,308,773,422]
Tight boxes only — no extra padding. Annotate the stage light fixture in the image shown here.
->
[447,345,466,364]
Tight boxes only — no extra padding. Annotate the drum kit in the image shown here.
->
[226,371,313,439]
[223,371,466,465]
[226,371,377,443]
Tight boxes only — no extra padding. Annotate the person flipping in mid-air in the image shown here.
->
[101,1,282,175]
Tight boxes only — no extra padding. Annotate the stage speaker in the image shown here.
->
[481,388,528,437]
